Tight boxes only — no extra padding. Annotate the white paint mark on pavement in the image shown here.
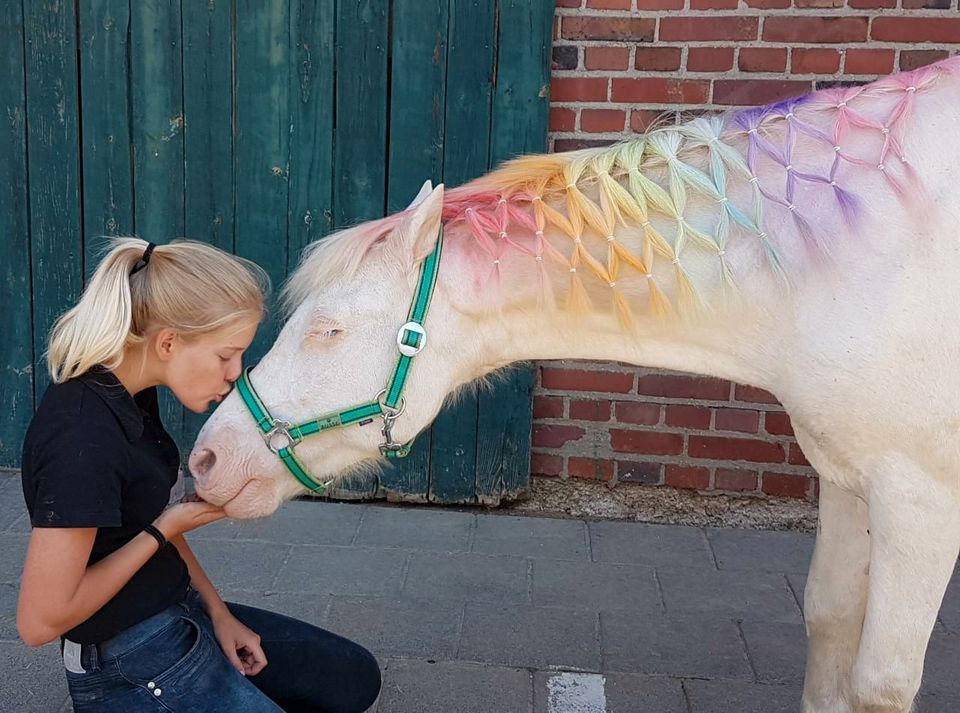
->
[547,672,607,713]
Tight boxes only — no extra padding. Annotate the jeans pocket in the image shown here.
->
[116,615,203,685]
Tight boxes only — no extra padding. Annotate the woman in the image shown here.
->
[16,238,381,712]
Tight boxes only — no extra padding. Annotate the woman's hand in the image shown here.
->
[153,500,227,540]
[210,610,268,676]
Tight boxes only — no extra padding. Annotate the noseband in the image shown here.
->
[235,229,443,492]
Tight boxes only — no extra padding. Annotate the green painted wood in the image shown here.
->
[428,0,497,504]
[23,0,83,403]
[181,0,235,444]
[476,0,554,502]
[78,0,134,278]
[0,4,32,466]
[333,0,388,228]
[129,0,186,448]
[234,0,291,366]
[380,0,449,501]
[287,0,336,274]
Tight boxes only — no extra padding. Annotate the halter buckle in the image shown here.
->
[397,322,426,357]
[263,420,297,454]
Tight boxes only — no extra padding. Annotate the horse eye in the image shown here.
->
[321,328,342,339]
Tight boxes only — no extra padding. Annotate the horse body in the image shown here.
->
[191,58,960,712]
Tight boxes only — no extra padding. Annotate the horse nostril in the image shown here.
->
[190,448,217,482]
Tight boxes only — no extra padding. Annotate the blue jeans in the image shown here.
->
[64,587,381,712]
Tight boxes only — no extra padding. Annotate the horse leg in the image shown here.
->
[800,443,871,713]
[850,454,960,713]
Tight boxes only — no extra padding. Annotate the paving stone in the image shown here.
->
[659,568,803,623]
[936,566,960,633]
[601,610,752,680]
[403,552,529,604]
[532,558,661,614]
[684,678,802,713]
[0,641,68,713]
[276,545,408,597]
[0,582,18,642]
[533,671,687,713]
[355,506,473,552]
[706,527,814,575]
[219,588,334,629]
[459,601,600,671]
[377,658,532,713]
[0,476,28,531]
[184,538,290,591]
[919,630,960,698]
[0,533,28,585]
[591,521,715,569]
[234,499,363,546]
[473,514,589,560]
[740,621,807,685]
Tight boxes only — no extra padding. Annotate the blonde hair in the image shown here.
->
[47,237,269,383]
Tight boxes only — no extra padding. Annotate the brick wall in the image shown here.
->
[536,2,959,500]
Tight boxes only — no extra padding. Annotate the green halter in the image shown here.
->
[236,229,444,493]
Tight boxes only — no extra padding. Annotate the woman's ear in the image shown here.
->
[154,328,179,362]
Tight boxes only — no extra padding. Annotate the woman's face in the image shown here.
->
[163,321,259,414]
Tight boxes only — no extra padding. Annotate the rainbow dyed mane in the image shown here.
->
[287,57,960,326]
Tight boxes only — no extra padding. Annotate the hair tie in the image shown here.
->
[130,242,156,276]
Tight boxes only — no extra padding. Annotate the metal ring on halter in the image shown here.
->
[397,322,427,357]
[263,420,297,454]
[376,390,406,419]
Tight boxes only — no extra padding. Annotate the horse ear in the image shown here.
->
[406,180,433,210]
[397,183,444,267]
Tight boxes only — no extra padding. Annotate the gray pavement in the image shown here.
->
[2,472,960,712]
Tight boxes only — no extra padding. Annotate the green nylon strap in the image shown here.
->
[235,228,443,493]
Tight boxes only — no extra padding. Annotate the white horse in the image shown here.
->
[190,57,960,712]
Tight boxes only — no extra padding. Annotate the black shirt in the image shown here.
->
[20,367,190,644]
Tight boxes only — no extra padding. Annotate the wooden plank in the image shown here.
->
[129,0,186,447]
[475,0,553,503]
[0,3,32,466]
[181,0,235,444]
[428,0,497,504]
[78,0,134,277]
[234,0,291,364]
[287,0,335,274]
[333,0,388,228]
[379,0,449,502]
[23,0,83,404]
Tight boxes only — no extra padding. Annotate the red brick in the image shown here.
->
[848,0,894,6]
[763,17,868,44]
[533,395,564,419]
[660,17,758,42]
[585,46,631,71]
[738,48,787,73]
[689,436,786,463]
[630,109,663,133]
[541,367,633,393]
[714,408,760,433]
[794,0,843,7]
[616,460,663,485]
[615,401,661,425]
[792,48,841,74]
[611,429,684,455]
[563,17,656,41]
[845,49,895,75]
[611,78,710,104]
[569,456,614,481]
[902,0,952,7]
[636,374,729,400]
[665,465,710,490]
[665,405,711,429]
[872,18,960,43]
[746,0,790,7]
[531,453,564,477]
[552,45,579,71]
[637,0,684,8]
[634,46,683,72]
[690,0,739,8]
[714,79,811,106]
[570,399,612,421]
[900,50,950,72]
[715,468,759,492]
[586,0,631,7]
[687,47,735,73]
[762,472,813,499]
[550,77,608,102]
[533,425,585,448]
[734,384,780,405]
[556,0,582,6]
[763,411,795,437]
[581,108,627,133]
[788,443,811,466]
[553,138,617,152]
[549,108,576,133]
